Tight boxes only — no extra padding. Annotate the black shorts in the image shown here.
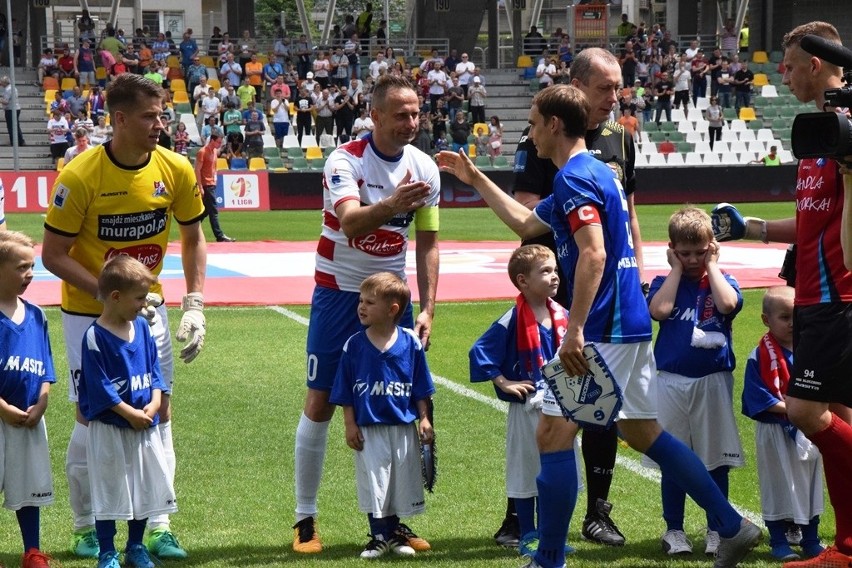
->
[51,142,69,159]
[789,302,852,406]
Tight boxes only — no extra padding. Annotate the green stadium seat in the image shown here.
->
[308,158,326,170]
[474,155,493,170]
[660,121,677,132]
[667,131,685,143]
[267,157,286,170]
[493,155,510,169]
[723,107,738,121]
[676,142,692,154]
[291,157,309,171]
[286,147,303,160]
[264,146,281,159]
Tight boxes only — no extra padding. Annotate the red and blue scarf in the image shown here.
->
[516,293,568,382]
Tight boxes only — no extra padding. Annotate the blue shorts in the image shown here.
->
[274,122,290,139]
[305,286,414,391]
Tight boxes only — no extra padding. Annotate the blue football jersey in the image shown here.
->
[330,327,435,426]
[534,152,651,343]
[0,300,57,409]
[78,317,168,428]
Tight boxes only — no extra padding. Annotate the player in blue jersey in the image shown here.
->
[438,83,761,568]
[470,244,579,558]
[645,207,745,557]
[329,272,435,559]
[293,74,439,554]
[0,231,57,568]
[78,255,176,568]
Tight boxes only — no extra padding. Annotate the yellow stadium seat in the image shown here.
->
[468,145,476,158]
[166,55,180,69]
[752,50,769,64]
[61,77,77,91]
[56,157,65,171]
[95,67,107,81]
[216,157,229,170]
[199,56,215,67]
[249,157,266,171]
[753,74,769,87]
[208,78,221,91]
[170,78,187,92]
[173,90,190,104]
[517,55,533,68]
[257,54,268,64]
[44,89,57,103]
[305,146,323,160]
[473,122,488,136]
[739,107,757,121]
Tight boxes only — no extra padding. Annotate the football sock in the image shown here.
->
[801,516,822,553]
[535,449,577,568]
[645,431,741,538]
[16,506,39,552]
[581,426,617,517]
[148,421,173,531]
[96,520,117,554]
[806,413,852,554]
[295,413,330,522]
[505,497,516,519]
[367,514,388,539]
[386,515,400,539]
[706,466,730,531]
[127,518,146,546]
[516,497,536,537]
[766,520,788,548]
[660,473,685,531]
[66,421,94,531]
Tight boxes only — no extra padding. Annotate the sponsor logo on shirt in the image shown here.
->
[348,229,405,257]
[53,183,70,208]
[98,208,168,242]
[105,243,164,271]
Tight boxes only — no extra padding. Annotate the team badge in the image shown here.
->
[53,183,71,208]
[152,181,168,197]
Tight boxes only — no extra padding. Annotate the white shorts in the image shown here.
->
[0,418,54,510]
[506,402,540,498]
[63,305,173,402]
[641,370,744,471]
[542,341,657,420]
[755,422,824,524]
[355,423,425,519]
[87,421,177,521]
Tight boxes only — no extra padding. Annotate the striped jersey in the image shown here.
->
[316,134,440,292]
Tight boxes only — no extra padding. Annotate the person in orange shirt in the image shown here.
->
[245,53,264,102]
[617,106,640,140]
[194,132,235,243]
[137,41,154,72]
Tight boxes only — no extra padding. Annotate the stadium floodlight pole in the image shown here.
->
[6,0,20,170]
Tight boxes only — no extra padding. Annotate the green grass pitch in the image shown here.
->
[0,205,819,567]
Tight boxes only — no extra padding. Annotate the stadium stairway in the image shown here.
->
[1,68,55,170]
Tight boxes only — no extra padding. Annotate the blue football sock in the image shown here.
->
[661,473,686,531]
[706,467,730,531]
[367,514,389,540]
[127,518,146,547]
[765,519,788,548]
[96,520,117,555]
[386,515,400,539]
[645,431,741,537]
[516,497,536,537]
[534,449,577,568]
[16,506,39,551]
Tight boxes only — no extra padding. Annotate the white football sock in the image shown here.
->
[294,413,330,522]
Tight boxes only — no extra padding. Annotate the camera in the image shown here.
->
[791,35,852,161]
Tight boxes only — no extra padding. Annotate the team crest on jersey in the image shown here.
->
[53,183,71,208]
[354,381,369,397]
[152,181,168,198]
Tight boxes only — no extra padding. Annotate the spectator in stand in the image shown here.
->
[716,58,734,108]
[243,109,265,158]
[655,70,674,124]
[89,114,112,145]
[120,44,141,75]
[557,35,573,66]
[78,8,96,45]
[74,39,97,89]
[691,50,709,106]
[217,32,234,65]
[0,75,25,146]
[152,33,170,64]
[351,106,373,139]
[720,19,738,56]
[50,90,69,115]
[138,41,153,72]
[67,86,89,117]
[74,109,93,134]
[143,62,164,87]
[98,28,123,62]
[733,59,754,113]
[427,60,448,113]
[344,33,361,80]
[314,88,335,145]
[245,53,264,101]
[208,26,223,55]
[487,115,503,161]
[108,53,127,82]
[420,49,444,73]
[523,25,546,56]
[449,109,471,154]
[707,47,724,97]
[295,34,313,79]
[64,127,91,163]
[237,29,258,71]
[274,36,292,63]
[186,55,207,99]
[57,46,78,81]
[222,99,243,139]
[444,49,460,74]
[269,75,291,101]
[556,60,571,84]
[200,115,220,146]
[38,48,59,86]
[263,54,286,100]
[672,56,691,115]
[659,29,677,54]
[356,3,373,49]
[617,106,640,140]
[334,84,357,143]
[729,53,742,75]
[750,145,781,166]
[636,54,650,85]
[236,77,255,111]
[445,76,464,122]
[414,111,433,155]
[467,75,487,125]
[199,87,222,129]
[375,19,387,48]
[330,46,349,88]
[617,14,635,38]
[684,39,700,62]
[47,109,70,163]
[430,97,448,143]
[178,29,198,75]
[368,52,388,80]
[455,53,475,97]
[311,50,331,90]
[294,85,314,145]
[192,75,210,107]
[270,90,291,147]
[621,45,637,87]
[88,85,105,117]
[536,56,557,89]
[285,63,300,101]
[220,53,243,91]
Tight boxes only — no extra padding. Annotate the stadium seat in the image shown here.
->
[723,108,738,122]
[660,121,677,132]
[168,66,184,80]
[208,78,221,91]
[308,158,326,170]
[753,74,769,87]
[305,146,323,160]
[249,157,266,171]
[666,153,685,166]
[286,147,303,160]
[264,147,281,159]
[199,56,215,67]
[647,154,667,166]
[739,107,757,121]
[61,77,77,91]
[702,152,721,165]
[644,121,659,132]
[95,67,107,82]
[769,51,784,63]
[493,156,510,169]
[170,79,187,92]
[323,146,335,157]
[633,152,648,167]
[752,51,769,64]
[670,108,686,123]
[267,157,287,171]
[56,157,65,171]
[676,142,692,154]
[230,157,248,170]
[291,157,309,171]
[187,147,199,161]
[761,85,779,97]
[173,90,190,104]
[684,153,703,165]
[42,77,59,91]
[778,149,794,163]
[475,155,493,170]
[738,129,756,142]
[166,55,180,68]
[216,157,229,170]
[686,131,704,144]
[517,55,533,68]
[667,132,685,143]
[468,145,477,158]
[43,89,57,104]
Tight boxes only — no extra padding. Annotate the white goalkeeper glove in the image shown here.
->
[711,203,768,242]
[176,292,205,363]
[139,293,163,326]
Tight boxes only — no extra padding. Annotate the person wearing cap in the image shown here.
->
[302,72,318,94]
[64,127,91,163]
[467,74,487,125]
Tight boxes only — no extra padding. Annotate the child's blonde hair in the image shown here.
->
[360,272,411,323]
[0,231,35,261]
[668,206,715,246]
[762,285,794,316]
[98,255,157,299]
[507,244,556,289]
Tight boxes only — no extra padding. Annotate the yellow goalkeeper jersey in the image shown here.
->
[45,143,205,316]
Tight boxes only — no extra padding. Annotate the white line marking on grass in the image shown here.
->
[269,305,764,527]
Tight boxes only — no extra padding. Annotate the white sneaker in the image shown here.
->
[360,536,389,559]
[705,530,720,556]
[661,530,693,555]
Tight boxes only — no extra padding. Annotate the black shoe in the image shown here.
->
[216,235,236,242]
[493,514,520,548]
[581,498,626,546]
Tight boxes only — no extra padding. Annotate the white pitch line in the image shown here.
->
[269,305,764,527]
